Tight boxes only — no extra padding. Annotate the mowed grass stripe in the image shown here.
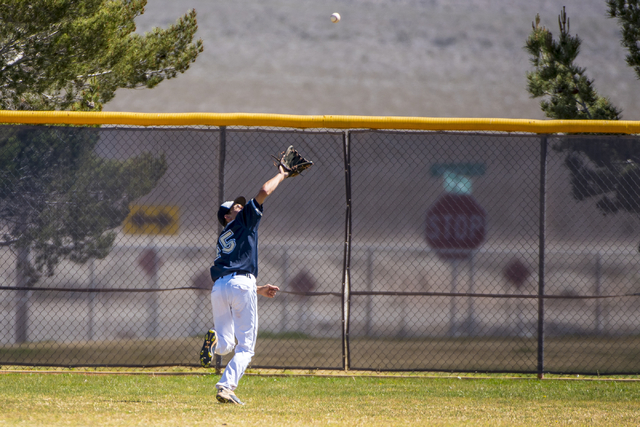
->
[1,373,640,426]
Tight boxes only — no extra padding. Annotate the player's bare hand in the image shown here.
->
[257,284,279,298]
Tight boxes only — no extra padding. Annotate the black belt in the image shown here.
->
[218,272,254,280]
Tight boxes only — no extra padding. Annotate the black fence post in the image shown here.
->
[537,135,548,379]
[215,125,226,375]
[342,131,352,371]
[218,125,226,211]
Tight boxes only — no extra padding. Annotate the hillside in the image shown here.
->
[105,0,640,119]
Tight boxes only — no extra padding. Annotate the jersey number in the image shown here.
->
[215,230,236,260]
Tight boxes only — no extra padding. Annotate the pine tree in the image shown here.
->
[0,127,167,272]
[525,6,640,218]
[0,0,200,342]
[608,0,640,80]
[0,0,203,111]
[525,7,621,121]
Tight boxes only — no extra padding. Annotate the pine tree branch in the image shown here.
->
[0,239,18,247]
[576,98,593,119]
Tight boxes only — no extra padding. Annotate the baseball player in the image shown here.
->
[200,165,289,405]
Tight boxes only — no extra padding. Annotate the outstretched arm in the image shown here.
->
[255,166,288,205]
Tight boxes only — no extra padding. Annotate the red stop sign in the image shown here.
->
[426,193,486,259]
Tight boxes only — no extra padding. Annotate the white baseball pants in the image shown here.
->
[210,273,258,391]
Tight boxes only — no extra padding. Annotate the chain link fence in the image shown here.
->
[1,123,639,375]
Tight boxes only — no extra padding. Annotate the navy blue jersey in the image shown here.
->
[210,198,263,281]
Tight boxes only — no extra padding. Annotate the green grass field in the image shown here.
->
[1,369,640,426]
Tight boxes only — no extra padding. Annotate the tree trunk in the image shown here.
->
[14,246,31,344]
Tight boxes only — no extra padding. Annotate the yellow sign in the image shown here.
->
[123,205,180,235]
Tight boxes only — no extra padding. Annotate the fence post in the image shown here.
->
[537,135,548,379]
[215,125,226,375]
[342,130,352,371]
[218,126,226,206]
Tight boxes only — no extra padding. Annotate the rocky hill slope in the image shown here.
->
[105,0,640,119]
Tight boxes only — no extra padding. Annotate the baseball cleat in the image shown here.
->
[199,329,217,368]
[216,387,244,405]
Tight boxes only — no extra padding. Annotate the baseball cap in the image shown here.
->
[217,196,246,226]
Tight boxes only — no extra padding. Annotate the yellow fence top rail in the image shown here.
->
[1,110,640,134]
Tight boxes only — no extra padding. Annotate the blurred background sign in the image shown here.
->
[426,193,487,259]
[427,163,487,259]
[430,163,485,195]
[123,205,180,235]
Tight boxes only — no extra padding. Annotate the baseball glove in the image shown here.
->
[272,145,314,178]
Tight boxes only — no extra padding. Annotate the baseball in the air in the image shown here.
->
[331,13,340,23]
